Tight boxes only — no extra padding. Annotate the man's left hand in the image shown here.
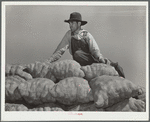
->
[99,57,105,63]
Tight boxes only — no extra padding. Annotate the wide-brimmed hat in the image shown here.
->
[64,12,87,26]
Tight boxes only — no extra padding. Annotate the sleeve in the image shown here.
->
[86,32,103,60]
[87,32,100,54]
[53,30,70,54]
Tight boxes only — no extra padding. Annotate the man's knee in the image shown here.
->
[73,50,84,63]
[73,50,96,66]
[74,50,83,59]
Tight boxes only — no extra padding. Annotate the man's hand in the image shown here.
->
[98,57,105,63]
[104,58,111,65]
[92,50,106,63]
[45,44,69,63]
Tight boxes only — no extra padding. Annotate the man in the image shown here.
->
[53,12,106,66]
[52,12,125,78]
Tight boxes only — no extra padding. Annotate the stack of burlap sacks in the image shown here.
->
[5,59,146,111]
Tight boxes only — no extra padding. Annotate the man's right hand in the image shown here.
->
[45,44,69,63]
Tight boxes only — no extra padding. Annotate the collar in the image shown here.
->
[71,29,82,35]
[72,29,88,40]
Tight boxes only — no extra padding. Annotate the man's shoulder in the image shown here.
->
[66,30,71,35]
[63,30,71,40]
[79,29,88,34]
[64,30,71,42]
[78,30,91,39]
[79,30,93,36]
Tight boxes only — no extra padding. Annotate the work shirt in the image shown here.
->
[54,29,101,58]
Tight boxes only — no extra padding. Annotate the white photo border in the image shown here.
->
[1,1,149,121]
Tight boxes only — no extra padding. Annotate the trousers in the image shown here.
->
[73,50,98,66]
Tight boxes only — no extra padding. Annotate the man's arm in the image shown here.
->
[45,44,69,63]
[92,50,105,62]
[45,30,70,63]
[87,32,105,63]
[53,30,70,54]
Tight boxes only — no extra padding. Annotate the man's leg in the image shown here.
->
[73,50,98,66]
[73,50,125,77]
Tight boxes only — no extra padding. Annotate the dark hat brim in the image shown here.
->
[64,19,87,26]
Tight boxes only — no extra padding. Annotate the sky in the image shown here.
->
[5,4,147,87]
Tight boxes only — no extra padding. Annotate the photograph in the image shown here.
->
[1,1,149,121]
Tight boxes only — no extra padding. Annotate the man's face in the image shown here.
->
[69,21,79,33]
